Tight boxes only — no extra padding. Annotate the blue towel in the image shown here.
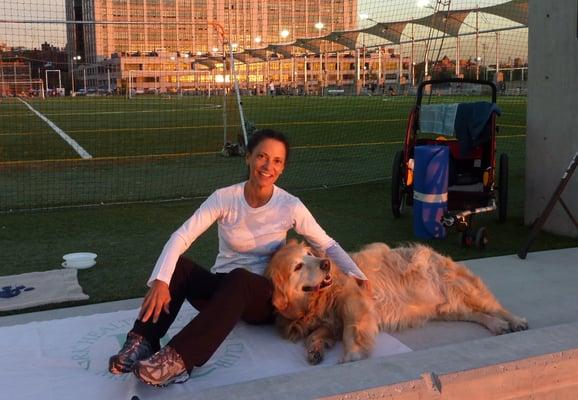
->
[454,102,501,156]
[419,103,459,136]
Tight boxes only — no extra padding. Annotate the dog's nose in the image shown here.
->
[320,259,330,272]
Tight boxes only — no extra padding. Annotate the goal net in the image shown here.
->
[0,79,45,98]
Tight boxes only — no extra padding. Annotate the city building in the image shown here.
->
[65,0,360,94]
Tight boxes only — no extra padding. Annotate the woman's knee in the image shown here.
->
[226,268,271,296]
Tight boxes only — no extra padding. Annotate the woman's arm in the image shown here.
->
[292,200,367,280]
[147,191,222,286]
[139,192,222,323]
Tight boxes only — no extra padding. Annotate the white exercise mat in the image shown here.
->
[0,304,411,400]
[0,269,88,311]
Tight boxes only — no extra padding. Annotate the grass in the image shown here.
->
[1,177,577,317]
[0,93,526,209]
[2,91,575,316]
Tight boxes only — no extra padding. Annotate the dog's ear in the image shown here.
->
[271,275,288,311]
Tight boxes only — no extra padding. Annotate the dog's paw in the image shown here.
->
[339,351,366,364]
[307,349,323,365]
[509,317,528,332]
[489,318,512,335]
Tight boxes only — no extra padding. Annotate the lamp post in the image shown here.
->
[71,55,81,95]
[280,30,289,90]
[253,36,263,93]
[182,53,189,94]
[170,55,181,94]
[107,67,111,93]
[83,66,87,93]
[416,0,434,78]
[314,22,324,95]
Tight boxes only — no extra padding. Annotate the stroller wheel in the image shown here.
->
[391,150,405,218]
[475,227,488,250]
[498,153,509,222]
[458,231,472,248]
[458,232,466,247]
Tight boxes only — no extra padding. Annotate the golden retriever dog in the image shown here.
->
[265,241,528,364]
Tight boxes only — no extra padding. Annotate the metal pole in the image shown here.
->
[71,62,75,94]
[355,48,360,94]
[107,68,111,92]
[336,52,341,86]
[378,46,383,87]
[177,57,181,95]
[292,56,296,93]
[83,67,87,92]
[0,63,4,96]
[495,32,500,83]
[304,55,308,93]
[475,8,480,80]
[411,21,415,87]
[455,36,460,77]
[398,43,403,91]
[45,69,49,95]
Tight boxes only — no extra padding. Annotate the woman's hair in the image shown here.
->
[246,129,290,162]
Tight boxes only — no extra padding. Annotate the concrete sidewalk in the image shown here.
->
[2,247,577,399]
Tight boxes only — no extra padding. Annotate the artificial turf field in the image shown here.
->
[2,93,575,313]
[0,94,527,210]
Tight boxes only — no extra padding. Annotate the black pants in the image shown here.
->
[132,257,274,371]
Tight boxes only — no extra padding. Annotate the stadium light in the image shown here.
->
[254,36,262,44]
[280,29,290,39]
[314,21,324,36]
[71,55,82,95]
[417,0,433,9]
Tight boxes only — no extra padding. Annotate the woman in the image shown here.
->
[108,129,367,387]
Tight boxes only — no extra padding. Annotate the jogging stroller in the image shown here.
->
[390,78,508,249]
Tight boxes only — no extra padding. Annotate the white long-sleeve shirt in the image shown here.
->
[148,182,366,286]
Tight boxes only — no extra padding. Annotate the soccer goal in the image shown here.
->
[1,79,45,98]
[125,57,250,157]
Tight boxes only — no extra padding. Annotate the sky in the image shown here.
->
[0,0,526,61]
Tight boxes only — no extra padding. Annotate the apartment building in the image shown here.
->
[65,0,359,93]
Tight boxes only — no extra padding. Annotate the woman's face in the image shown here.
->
[246,138,287,188]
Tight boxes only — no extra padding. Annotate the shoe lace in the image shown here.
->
[149,347,183,369]
[123,333,146,353]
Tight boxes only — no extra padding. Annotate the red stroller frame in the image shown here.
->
[390,78,509,249]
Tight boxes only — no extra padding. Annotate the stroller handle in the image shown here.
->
[416,78,497,105]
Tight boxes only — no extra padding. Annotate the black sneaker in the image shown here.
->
[133,346,189,387]
[108,332,159,374]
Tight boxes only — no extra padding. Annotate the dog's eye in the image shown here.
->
[294,262,303,271]
[306,251,313,256]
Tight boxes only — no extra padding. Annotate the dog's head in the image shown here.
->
[265,240,333,319]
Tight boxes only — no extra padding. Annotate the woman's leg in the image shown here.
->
[168,268,274,371]
[132,256,220,347]
[110,256,217,374]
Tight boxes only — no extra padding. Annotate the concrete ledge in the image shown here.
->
[188,321,578,400]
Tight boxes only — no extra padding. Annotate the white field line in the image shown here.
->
[17,97,92,159]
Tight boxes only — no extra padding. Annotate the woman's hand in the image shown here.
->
[138,279,171,323]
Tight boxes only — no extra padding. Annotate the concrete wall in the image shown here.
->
[526,0,578,237]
